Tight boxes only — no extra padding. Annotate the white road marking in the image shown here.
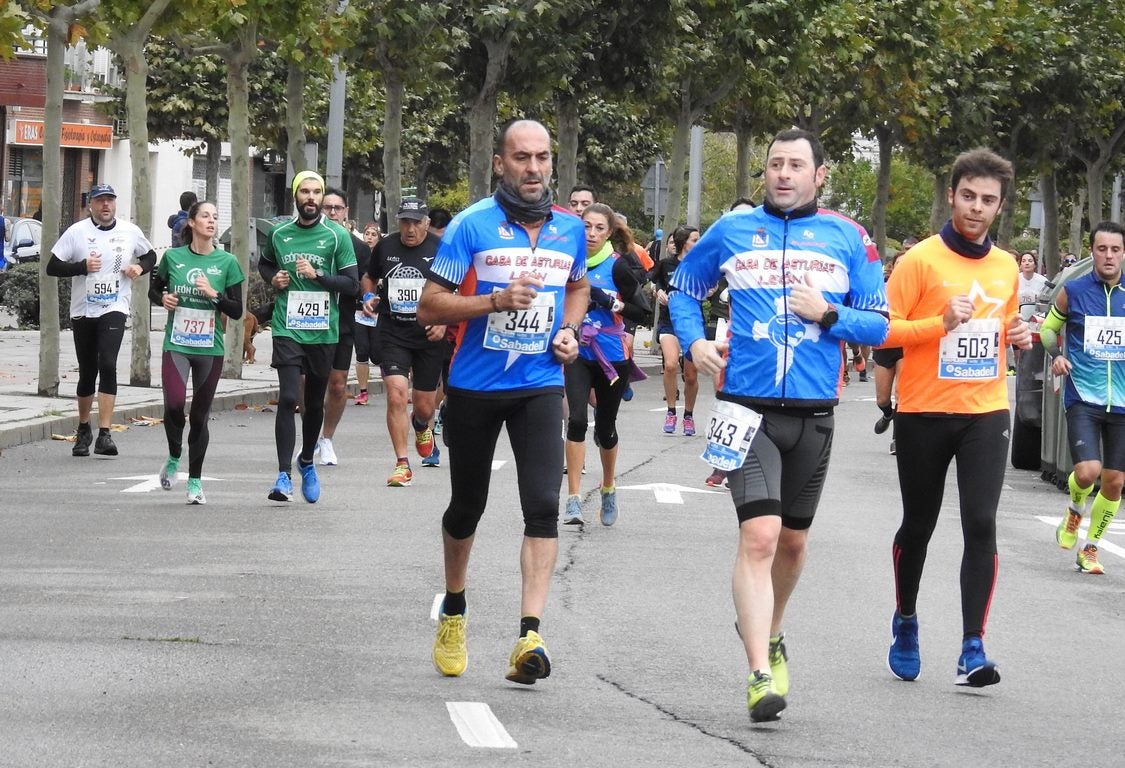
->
[617,482,723,504]
[1035,516,1125,558]
[113,474,222,493]
[491,460,506,471]
[430,592,443,621]
[446,702,517,749]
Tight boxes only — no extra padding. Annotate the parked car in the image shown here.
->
[2,217,42,268]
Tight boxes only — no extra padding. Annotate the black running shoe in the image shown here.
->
[72,423,93,457]
[94,432,118,456]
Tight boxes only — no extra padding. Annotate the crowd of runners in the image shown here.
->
[47,118,1123,724]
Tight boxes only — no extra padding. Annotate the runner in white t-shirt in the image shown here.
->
[46,183,156,457]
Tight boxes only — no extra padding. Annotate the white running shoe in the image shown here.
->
[317,437,338,466]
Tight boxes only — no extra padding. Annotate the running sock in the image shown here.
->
[684,410,693,419]
[667,408,676,415]
[1068,472,1095,509]
[411,415,429,433]
[1086,492,1121,543]
[443,589,466,616]
[298,455,313,467]
[520,616,540,638]
[359,388,367,395]
[98,427,110,436]
[396,457,409,465]
[601,485,615,494]
[878,402,895,419]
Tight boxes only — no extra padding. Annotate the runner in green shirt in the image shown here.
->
[149,201,245,504]
[258,170,359,504]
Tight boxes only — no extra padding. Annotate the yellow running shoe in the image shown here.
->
[747,670,786,722]
[768,634,789,697]
[415,427,435,459]
[505,630,551,685]
[1076,544,1105,575]
[1056,506,1082,549]
[387,462,412,487]
[433,613,468,676]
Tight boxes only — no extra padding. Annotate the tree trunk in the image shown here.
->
[285,63,308,175]
[660,95,692,237]
[123,40,152,386]
[383,69,404,233]
[996,126,1021,246]
[872,124,893,257]
[206,140,220,204]
[555,92,579,202]
[735,124,752,200]
[1086,160,1106,228]
[1069,188,1086,256]
[38,11,70,397]
[221,25,257,378]
[929,170,948,235]
[467,36,512,202]
[1040,172,1060,277]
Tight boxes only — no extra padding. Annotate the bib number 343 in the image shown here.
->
[700,400,763,471]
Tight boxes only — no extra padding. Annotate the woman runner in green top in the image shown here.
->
[148,201,245,504]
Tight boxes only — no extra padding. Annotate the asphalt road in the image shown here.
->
[1,373,1122,767]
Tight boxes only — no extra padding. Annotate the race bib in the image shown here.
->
[170,306,215,348]
[484,291,556,354]
[86,276,120,306]
[388,276,426,316]
[938,318,1000,380]
[701,400,763,471]
[286,290,330,331]
[354,309,378,328]
[1083,316,1125,360]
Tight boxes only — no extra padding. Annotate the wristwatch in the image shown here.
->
[818,304,839,330]
[562,322,581,340]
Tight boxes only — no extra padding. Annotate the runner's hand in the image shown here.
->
[1006,315,1032,350]
[85,255,102,273]
[425,324,446,342]
[273,271,290,289]
[943,295,974,331]
[552,328,579,364]
[122,264,143,279]
[787,272,829,323]
[1051,354,1072,376]
[690,338,727,376]
[499,275,545,311]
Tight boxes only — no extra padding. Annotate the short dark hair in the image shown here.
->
[671,224,699,253]
[767,128,825,168]
[1091,220,1125,248]
[729,197,756,211]
[179,191,197,211]
[949,148,1014,201]
[428,207,453,229]
[569,184,596,200]
[322,187,347,203]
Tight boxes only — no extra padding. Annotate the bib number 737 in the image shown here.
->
[700,400,763,471]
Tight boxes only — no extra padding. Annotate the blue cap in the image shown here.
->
[89,183,116,199]
[655,228,663,239]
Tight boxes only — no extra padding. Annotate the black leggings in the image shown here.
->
[564,358,630,448]
[161,351,224,478]
[892,410,1009,637]
[72,312,126,397]
[442,390,564,539]
[275,365,329,472]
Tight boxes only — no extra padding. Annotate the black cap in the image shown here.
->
[397,197,428,220]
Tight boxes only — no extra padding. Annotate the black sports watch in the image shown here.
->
[818,304,839,330]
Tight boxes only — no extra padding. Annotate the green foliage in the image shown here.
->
[822,154,934,242]
[0,265,71,330]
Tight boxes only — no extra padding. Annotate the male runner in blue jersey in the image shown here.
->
[670,128,889,721]
[419,119,589,685]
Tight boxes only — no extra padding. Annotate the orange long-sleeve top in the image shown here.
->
[883,233,1019,415]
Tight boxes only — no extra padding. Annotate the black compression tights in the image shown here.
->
[891,411,1009,637]
[161,351,224,478]
[274,365,329,472]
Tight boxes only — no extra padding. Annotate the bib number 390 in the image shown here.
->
[700,401,763,471]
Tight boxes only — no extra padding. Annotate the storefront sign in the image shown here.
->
[11,119,113,150]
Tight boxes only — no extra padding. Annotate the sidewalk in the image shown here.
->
[0,316,665,451]
[0,315,285,451]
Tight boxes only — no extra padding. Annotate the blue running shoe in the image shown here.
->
[955,635,1000,687]
[268,471,293,502]
[298,459,320,503]
[422,445,441,467]
[600,488,619,526]
[622,385,634,402]
[888,612,920,681]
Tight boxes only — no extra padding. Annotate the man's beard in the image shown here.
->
[297,200,321,221]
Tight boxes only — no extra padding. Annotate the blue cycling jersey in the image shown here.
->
[670,202,888,408]
[1063,271,1125,413]
[428,197,587,394]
